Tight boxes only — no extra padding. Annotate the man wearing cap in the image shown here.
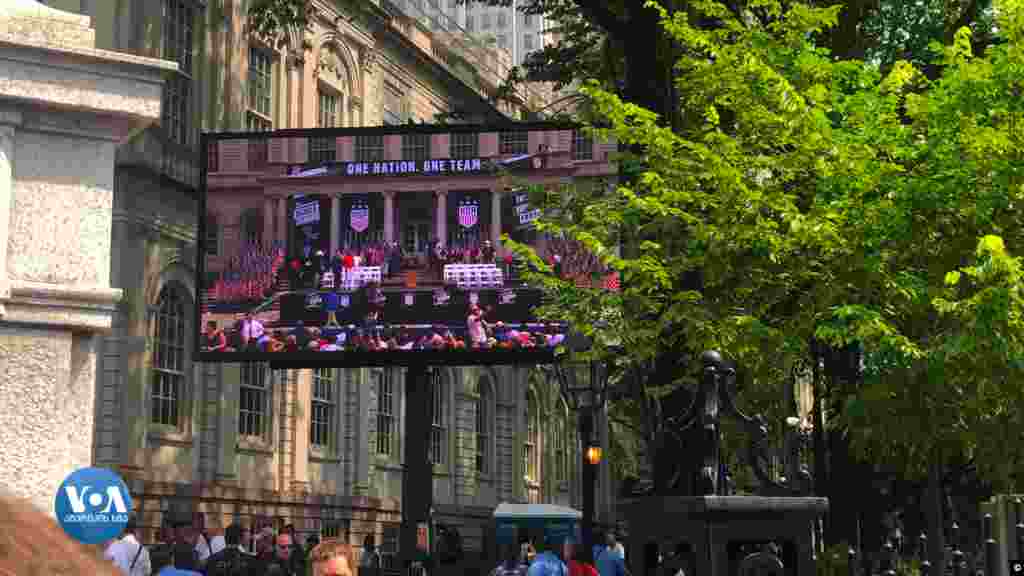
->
[527,535,568,576]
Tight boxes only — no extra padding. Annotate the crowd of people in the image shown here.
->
[493,532,627,576]
[202,302,566,354]
[208,243,286,305]
[0,492,358,576]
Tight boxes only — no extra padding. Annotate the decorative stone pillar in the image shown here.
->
[264,197,275,251]
[277,196,288,254]
[435,190,447,247]
[491,188,503,250]
[292,369,311,493]
[0,121,13,307]
[0,0,171,515]
[216,364,240,485]
[287,52,303,129]
[383,191,395,244]
[330,194,341,256]
[353,369,373,496]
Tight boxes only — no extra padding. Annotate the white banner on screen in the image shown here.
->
[294,201,320,226]
[519,208,541,224]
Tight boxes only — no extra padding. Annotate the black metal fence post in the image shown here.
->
[984,513,998,576]
[849,547,857,576]
[883,540,896,576]
[953,523,964,576]
[1016,498,1024,562]
[920,533,931,576]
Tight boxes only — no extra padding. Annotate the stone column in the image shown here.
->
[0,119,13,306]
[263,197,275,251]
[435,190,447,247]
[353,369,372,496]
[287,53,303,129]
[216,364,240,484]
[0,0,170,515]
[383,191,395,244]
[277,196,288,254]
[330,194,341,256]
[292,369,311,492]
[491,188,503,251]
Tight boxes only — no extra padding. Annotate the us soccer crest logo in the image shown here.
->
[350,204,370,232]
[458,202,478,229]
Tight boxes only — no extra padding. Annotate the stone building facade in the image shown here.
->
[37,0,610,557]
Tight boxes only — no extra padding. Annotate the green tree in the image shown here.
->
[814,10,1024,560]
[508,0,1024,556]
[505,0,859,494]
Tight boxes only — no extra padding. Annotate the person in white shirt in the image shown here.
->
[240,312,266,352]
[193,513,226,569]
[105,515,151,576]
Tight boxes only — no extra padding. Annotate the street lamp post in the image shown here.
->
[551,340,613,563]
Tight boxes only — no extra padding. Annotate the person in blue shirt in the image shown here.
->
[595,533,626,576]
[527,535,568,576]
[150,545,202,576]
[323,290,340,328]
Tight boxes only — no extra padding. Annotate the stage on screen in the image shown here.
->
[195,122,618,367]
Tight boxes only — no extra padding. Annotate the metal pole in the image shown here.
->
[581,406,595,561]
[984,514,997,576]
[952,523,964,576]
[920,533,931,576]
[1015,498,1024,562]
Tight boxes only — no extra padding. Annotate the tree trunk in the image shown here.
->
[622,1,681,130]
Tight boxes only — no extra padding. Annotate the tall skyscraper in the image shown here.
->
[393,0,549,67]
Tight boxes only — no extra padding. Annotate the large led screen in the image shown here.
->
[196,123,618,366]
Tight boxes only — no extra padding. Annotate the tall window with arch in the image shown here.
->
[429,369,447,465]
[311,368,337,451]
[524,391,538,483]
[475,379,490,475]
[162,0,194,145]
[375,369,395,457]
[239,363,272,441]
[151,284,188,428]
[555,399,568,484]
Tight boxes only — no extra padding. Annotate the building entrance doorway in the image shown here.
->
[404,220,431,258]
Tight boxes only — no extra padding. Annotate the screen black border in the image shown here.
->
[196,121,591,368]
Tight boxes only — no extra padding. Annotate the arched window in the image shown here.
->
[311,368,338,452]
[240,363,272,441]
[376,369,397,457]
[151,284,187,428]
[429,368,447,465]
[555,399,568,483]
[524,391,539,482]
[476,378,491,475]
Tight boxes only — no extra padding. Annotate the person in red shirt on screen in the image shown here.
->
[563,538,598,576]
[202,320,227,352]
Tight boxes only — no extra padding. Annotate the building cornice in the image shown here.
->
[112,209,196,243]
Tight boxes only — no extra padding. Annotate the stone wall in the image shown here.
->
[0,0,171,515]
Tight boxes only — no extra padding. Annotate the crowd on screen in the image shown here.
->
[209,243,286,304]
[202,302,566,354]
[206,235,617,310]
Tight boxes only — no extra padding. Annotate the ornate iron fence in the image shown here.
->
[844,498,1024,576]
